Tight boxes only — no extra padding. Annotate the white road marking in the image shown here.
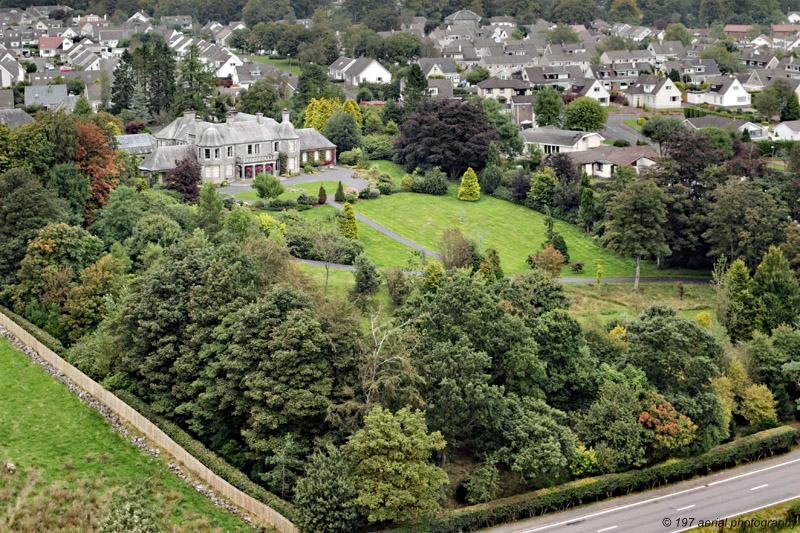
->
[672,495,800,533]
[597,527,617,532]
[750,484,768,491]
[707,457,800,486]
[676,505,695,511]
[516,486,706,533]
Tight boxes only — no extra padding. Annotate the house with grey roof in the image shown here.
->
[589,62,649,91]
[624,74,681,109]
[569,145,658,178]
[444,9,481,26]
[647,40,686,62]
[143,110,336,183]
[115,133,157,157]
[661,58,720,84]
[522,126,604,154]
[24,83,67,109]
[328,56,391,86]
[686,76,750,108]
[0,88,12,109]
[477,76,530,101]
[523,65,584,89]
[0,108,32,128]
[566,78,610,105]
[418,58,460,85]
[683,115,767,139]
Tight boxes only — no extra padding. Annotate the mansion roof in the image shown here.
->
[156,111,299,147]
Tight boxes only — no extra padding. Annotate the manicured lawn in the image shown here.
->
[245,55,301,75]
[234,180,342,202]
[565,282,716,324]
[352,187,709,278]
[369,160,407,186]
[300,205,419,269]
[0,337,251,532]
[624,118,643,131]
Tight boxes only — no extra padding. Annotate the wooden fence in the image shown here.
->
[0,311,298,533]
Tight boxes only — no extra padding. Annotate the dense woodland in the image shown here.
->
[1,72,800,530]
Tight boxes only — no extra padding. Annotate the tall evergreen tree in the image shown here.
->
[111,49,135,114]
[148,42,177,117]
[129,83,153,123]
[402,64,428,109]
[783,91,800,122]
[172,44,215,119]
[751,246,800,334]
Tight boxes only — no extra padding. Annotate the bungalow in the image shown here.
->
[686,76,750,108]
[589,62,649,91]
[661,58,720,84]
[328,57,391,86]
[683,115,767,139]
[569,145,658,178]
[522,126,604,154]
[417,58,460,85]
[624,74,682,110]
[523,65,584,89]
[772,119,800,140]
[647,40,686,62]
[723,24,752,40]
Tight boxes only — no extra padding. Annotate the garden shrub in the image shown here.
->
[411,167,449,195]
[384,269,414,305]
[338,148,362,166]
[401,174,413,192]
[360,134,394,160]
[491,186,512,202]
[303,164,314,174]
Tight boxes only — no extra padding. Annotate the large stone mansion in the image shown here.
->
[140,109,336,183]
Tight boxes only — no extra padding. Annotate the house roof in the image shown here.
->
[24,83,66,106]
[522,127,600,147]
[38,35,62,49]
[477,76,529,89]
[296,127,335,151]
[139,144,196,172]
[777,119,800,132]
[418,57,458,75]
[0,108,31,128]
[569,145,657,166]
[115,133,156,155]
[624,74,671,94]
[444,9,480,23]
[0,88,12,109]
[684,115,748,129]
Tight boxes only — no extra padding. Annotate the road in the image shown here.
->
[484,451,800,533]
[602,114,647,145]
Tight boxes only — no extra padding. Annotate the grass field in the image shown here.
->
[0,337,251,532]
[246,55,301,75]
[234,180,342,202]
[565,282,716,323]
[299,205,417,269]
[624,118,643,131]
[352,187,708,278]
[369,160,407,185]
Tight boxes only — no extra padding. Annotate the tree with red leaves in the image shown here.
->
[74,121,120,224]
[165,157,201,202]
[394,99,498,179]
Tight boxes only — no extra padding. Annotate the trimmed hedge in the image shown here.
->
[754,140,797,157]
[115,390,296,522]
[388,426,798,533]
[0,305,66,356]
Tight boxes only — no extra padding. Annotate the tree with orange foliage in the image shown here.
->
[526,244,564,277]
[74,121,120,224]
[638,391,697,457]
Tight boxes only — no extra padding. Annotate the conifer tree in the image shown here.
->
[352,252,380,294]
[129,83,153,123]
[72,96,93,117]
[457,167,480,201]
[751,246,800,334]
[487,141,500,166]
[783,91,800,122]
[194,182,224,238]
[341,99,363,129]
[111,49,135,113]
[294,445,363,533]
[318,184,327,204]
[338,201,359,239]
[335,180,345,202]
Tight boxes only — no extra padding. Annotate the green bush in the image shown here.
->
[0,305,66,356]
[114,391,296,522]
[387,427,798,533]
[754,140,797,157]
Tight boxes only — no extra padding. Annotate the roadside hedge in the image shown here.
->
[388,426,798,533]
[0,305,66,356]
[115,390,296,522]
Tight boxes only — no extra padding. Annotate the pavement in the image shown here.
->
[216,166,369,198]
[483,449,800,533]
[602,114,647,145]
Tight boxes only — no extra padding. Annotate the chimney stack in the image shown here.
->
[256,111,263,122]
[281,108,290,123]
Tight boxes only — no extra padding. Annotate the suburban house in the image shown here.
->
[772,119,800,140]
[523,65,584,89]
[565,78,610,105]
[624,75,682,109]
[24,84,67,109]
[686,76,750,108]
[522,127,604,154]
[661,58,720,84]
[476,76,530,101]
[683,115,767,139]
[444,9,481,25]
[569,145,658,178]
[38,36,70,57]
[115,133,157,158]
[723,24,752,40]
[141,110,336,183]
[328,57,391,86]
[647,40,686,62]
[599,49,655,66]
[417,57,460,85]
[0,108,32,128]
